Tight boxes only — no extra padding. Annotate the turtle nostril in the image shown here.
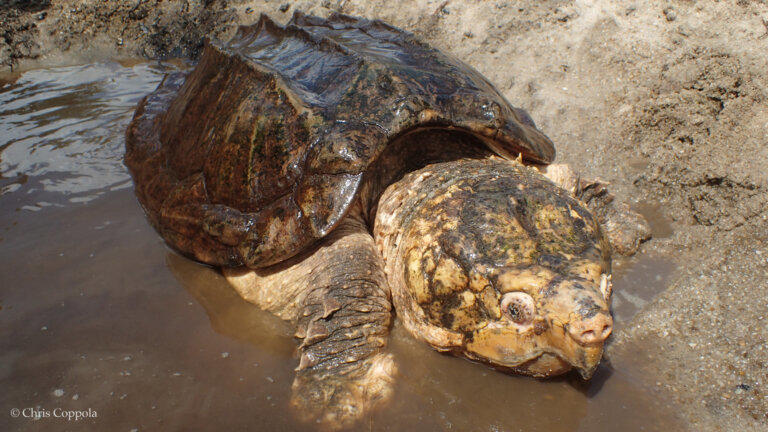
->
[569,315,613,345]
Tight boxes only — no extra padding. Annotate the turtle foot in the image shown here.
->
[542,164,651,255]
[577,179,652,256]
[599,200,652,255]
[291,352,396,430]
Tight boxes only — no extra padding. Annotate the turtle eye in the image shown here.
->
[500,292,535,327]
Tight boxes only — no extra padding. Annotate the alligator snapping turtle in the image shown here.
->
[125,11,650,428]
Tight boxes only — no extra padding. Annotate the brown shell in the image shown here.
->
[125,12,556,268]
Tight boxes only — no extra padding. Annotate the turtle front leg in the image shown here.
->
[291,219,395,429]
[541,164,652,255]
[224,214,395,430]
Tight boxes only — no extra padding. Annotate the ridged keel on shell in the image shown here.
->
[125,12,555,268]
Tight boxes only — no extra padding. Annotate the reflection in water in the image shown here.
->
[165,253,295,356]
[0,62,682,432]
[0,61,181,206]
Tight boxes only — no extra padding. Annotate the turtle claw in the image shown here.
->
[290,353,396,430]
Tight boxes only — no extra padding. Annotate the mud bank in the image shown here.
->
[2,1,767,430]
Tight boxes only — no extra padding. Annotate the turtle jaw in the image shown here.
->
[463,348,575,378]
[462,323,606,379]
[463,344,605,379]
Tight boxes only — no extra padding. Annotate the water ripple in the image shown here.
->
[0,61,184,208]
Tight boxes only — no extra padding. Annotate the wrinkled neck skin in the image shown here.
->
[368,130,613,379]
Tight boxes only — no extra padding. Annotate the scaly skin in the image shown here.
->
[224,210,395,430]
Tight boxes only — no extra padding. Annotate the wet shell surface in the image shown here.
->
[125,12,555,268]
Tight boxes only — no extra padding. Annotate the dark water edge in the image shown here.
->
[0,61,683,432]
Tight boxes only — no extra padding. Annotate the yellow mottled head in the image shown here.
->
[376,159,613,379]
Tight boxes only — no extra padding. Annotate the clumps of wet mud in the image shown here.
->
[50,0,236,58]
[0,0,50,68]
[1,0,239,70]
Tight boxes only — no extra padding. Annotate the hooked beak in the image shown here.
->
[577,358,600,379]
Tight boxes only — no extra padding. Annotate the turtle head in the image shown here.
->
[375,159,613,379]
[463,268,613,379]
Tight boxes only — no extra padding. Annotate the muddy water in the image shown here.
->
[609,202,677,327]
[1,62,682,431]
